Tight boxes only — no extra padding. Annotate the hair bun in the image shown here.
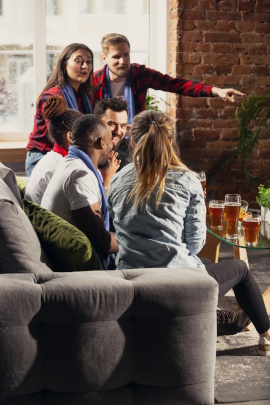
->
[43,95,66,119]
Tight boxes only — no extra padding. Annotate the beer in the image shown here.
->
[208,200,224,228]
[224,194,241,240]
[243,215,261,246]
[200,179,206,191]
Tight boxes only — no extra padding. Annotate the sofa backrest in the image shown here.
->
[0,177,53,274]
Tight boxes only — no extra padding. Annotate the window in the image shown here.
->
[0,0,168,141]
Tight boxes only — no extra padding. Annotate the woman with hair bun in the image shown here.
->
[25,95,82,205]
[25,43,94,176]
[107,109,270,356]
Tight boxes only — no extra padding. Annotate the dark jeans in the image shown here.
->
[25,149,46,177]
[201,258,270,334]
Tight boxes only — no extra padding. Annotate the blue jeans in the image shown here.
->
[25,150,46,177]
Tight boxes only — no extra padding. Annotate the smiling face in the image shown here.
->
[100,108,128,150]
[64,48,93,91]
[102,42,130,82]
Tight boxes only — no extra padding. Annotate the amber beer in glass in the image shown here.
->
[243,214,261,246]
[224,194,241,240]
[208,200,225,229]
[198,171,206,194]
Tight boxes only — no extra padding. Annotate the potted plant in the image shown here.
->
[256,184,270,223]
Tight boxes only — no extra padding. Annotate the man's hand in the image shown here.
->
[100,151,121,193]
[211,87,246,102]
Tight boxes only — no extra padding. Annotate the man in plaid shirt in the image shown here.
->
[94,33,245,123]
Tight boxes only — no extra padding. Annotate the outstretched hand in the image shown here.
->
[211,87,247,102]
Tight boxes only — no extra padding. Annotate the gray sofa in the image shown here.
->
[0,164,218,405]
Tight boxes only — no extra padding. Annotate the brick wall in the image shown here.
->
[168,0,270,207]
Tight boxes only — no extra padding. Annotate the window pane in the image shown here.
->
[47,0,150,73]
[0,0,34,131]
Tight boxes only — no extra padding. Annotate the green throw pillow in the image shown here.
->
[16,176,28,199]
[23,199,103,272]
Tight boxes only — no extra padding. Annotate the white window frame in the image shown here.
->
[0,0,168,142]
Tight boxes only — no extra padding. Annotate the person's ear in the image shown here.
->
[66,131,72,145]
[130,137,136,149]
[101,53,107,64]
[94,136,104,150]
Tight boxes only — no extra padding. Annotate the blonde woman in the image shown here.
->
[107,109,270,356]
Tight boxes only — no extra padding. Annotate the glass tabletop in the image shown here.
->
[206,216,270,249]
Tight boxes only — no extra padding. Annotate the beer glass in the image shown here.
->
[198,171,206,192]
[224,194,241,240]
[238,200,249,223]
[243,214,261,246]
[208,200,225,229]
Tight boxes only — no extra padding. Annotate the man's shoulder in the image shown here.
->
[93,66,106,79]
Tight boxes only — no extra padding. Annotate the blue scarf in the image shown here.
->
[61,83,93,114]
[67,146,109,230]
[104,65,135,124]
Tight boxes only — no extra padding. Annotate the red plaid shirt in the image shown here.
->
[93,64,213,115]
[27,86,93,152]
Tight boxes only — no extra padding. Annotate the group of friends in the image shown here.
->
[24,33,270,356]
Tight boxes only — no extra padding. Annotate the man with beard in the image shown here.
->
[41,115,120,269]
[94,97,131,170]
[94,33,246,123]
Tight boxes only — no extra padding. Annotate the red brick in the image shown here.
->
[241,33,265,43]
[182,52,202,63]
[232,65,251,75]
[238,0,254,12]
[212,44,232,53]
[197,0,217,9]
[256,23,270,34]
[181,42,197,51]
[188,119,213,128]
[196,42,212,52]
[257,2,270,13]
[217,21,236,31]
[241,55,270,65]
[203,53,239,64]
[179,0,196,9]
[213,119,238,129]
[181,98,208,107]
[181,20,195,30]
[236,22,255,32]
[206,140,237,149]
[252,66,270,75]
[241,75,257,85]
[196,21,216,30]
[219,107,238,118]
[214,65,232,75]
[249,44,268,56]
[194,65,214,75]
[205,32,240,43]
[195,108,217,118]
[206,11,241,21]
[204,76,240,86]
[257,77,270,85]
[219,128,240,139]
[243,12,270,23]
[194,129,220,139]
[217,1,237,11]
[180,10,204,20]
[182,31,204,42]
[182,64,195,74]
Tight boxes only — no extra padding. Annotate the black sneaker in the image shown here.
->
[217,309,250,335]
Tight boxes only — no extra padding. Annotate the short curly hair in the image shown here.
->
[94,97,129,118]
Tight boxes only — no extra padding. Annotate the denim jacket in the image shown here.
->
[107,164,206,272]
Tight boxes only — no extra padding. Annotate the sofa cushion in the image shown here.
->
[23,199,103,272]
[0,179,53,274]
[0,162,22,206]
